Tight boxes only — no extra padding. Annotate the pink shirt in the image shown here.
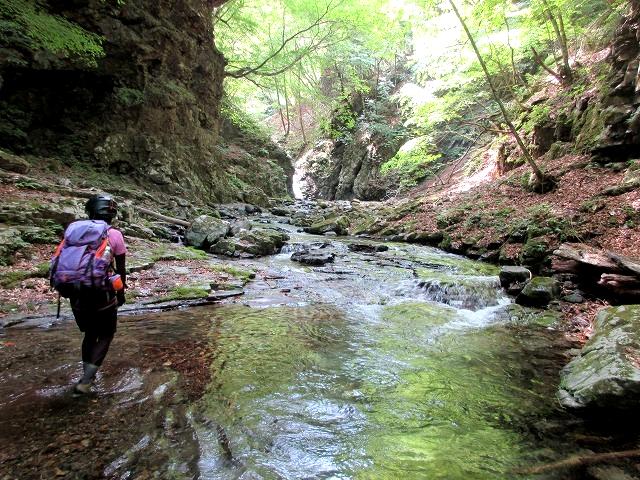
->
[108,228,127,256]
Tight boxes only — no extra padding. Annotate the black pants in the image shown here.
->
[72,294,118,367]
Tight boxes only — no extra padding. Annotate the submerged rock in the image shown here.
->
[185,215,230,249]
[558,305,640,409]
[516,277,560,307]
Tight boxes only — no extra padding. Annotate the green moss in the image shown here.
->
[210,264,256,283]
[150,245,208,262]
[522,104,551,134]
[580,198,606,213]
[380,136,443,190]
[520,237,549,265]
[436,206,469,229]
[0,0,104,66]
[114,87,144,107]
[146,79,195,105]
[0,262,48,288]
[161,285,210,301]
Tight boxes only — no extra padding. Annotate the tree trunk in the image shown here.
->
[448,0,549,190]
[274,79,287,134]
[541,0,572,82]
[283,75,291,137]
[136,207,191,228]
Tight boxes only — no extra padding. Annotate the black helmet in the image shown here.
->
[85,194,118,221]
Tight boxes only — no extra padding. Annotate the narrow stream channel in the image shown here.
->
[0,225,591,479]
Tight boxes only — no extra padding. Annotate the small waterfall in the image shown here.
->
[279,243,310,254]
[398,276,504,311]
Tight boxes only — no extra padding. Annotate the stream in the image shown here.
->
[0,224,608,479]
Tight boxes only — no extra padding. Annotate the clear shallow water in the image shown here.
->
[188,230,575,479]
[0,229,582,479]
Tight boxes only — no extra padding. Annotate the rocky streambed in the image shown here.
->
[1,217,639,479]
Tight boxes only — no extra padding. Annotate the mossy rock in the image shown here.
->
[304,215,350,236]
[515,276,560,307]
[558,305,640,409]
[211,227,288,257]
[185,215,230,249]
[0,149,30,174]
[496,304,561,328]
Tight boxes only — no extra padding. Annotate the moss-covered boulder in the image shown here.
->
[303,215,350,236]
[413,231,444,246]
[210,227,288,257]
[185,215,230,249]
[558,305,640,409]
[515,276,560,307]
[0,149,30,174]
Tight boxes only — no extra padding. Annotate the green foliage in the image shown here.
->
[114,87,144,108]
[521,104,551,133]
[0,0,104,66]
[381,137,442,189]
[0,262,49,288]
[162,285,210,301]
[221,97,271,140]
[210,264,256,283]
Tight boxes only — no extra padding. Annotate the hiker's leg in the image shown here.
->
[81,332,98,363]
[89,306,118,367]
[89,334,114,366]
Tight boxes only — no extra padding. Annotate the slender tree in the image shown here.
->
[447,0,553,191]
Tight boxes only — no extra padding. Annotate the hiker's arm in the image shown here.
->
[115,254,126,306]
[115,254,126,285]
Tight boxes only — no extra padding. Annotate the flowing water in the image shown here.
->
[0,226,596,479]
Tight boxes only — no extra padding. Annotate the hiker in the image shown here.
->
[50,194,127,395]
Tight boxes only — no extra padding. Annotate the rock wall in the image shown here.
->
[297,132,396,201]
[0,0,288,204]
[296,93,401,201]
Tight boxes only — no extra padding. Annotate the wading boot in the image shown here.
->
[72,362,99,397]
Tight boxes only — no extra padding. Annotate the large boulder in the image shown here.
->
[558,305,640,409]
[210,227,288,257]
[304,215,350,236]
[0,150,30,174]
[515,276,560,307]
[185,215,230,249]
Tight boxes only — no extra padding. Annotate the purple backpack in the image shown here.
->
[50,220,114,297]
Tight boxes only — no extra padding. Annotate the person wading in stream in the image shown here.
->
[50,194,127,396]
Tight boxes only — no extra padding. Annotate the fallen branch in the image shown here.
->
[516,449,640,475]
[136,207,190,228]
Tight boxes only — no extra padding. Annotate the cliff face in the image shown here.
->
[0,0,287,203]
[296,130,396,201]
